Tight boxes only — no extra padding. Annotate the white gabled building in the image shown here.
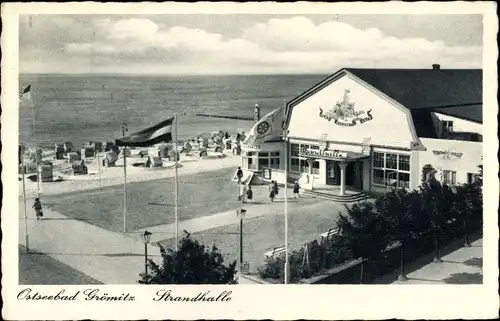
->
[241,64,482,199]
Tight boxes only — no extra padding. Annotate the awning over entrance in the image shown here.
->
[298,148,369,162]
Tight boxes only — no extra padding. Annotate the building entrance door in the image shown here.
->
[345,163,355,186]
[326,161,340,185]
[353,162,364,190]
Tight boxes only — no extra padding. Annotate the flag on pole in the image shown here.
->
[115,117,175,147]
[20,85,32,100]
[243,107,284,146]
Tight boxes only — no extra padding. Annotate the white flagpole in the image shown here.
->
[283,99,290,284]
[21,145,29,253]
[123,147,127,232]
[122,123,128,233]
[174,113,179,250]
[31,89,40,198]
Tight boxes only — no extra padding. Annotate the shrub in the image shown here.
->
[139,232,237,284]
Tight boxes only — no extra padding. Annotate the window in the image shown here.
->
[467,173,478,184]
[398,155,410,171]
[386,154,397,169]
[372,152,411,189]
[258,157,269,167]
[443,170,457,186]
[270,152,280,169]
[291,158,300,172]
[312,161,320,175]
[373,152,384,168]
[270,157,280,169]
[242,151,257,170]
[243,151,280,171]
[289,143,320,174]
[443,120,454,132]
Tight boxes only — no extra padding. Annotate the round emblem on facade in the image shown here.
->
[257,121,270,134]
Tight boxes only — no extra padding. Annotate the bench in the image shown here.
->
[264,245,286,258]
[320,227,340,240]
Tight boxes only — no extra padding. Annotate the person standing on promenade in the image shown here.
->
[32,198,43,221]
[293,180,300,199]
[236,166,243,183]
[269,181,276,202]
[246,186,253,204]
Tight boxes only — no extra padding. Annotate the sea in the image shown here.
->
[18,73,328,149]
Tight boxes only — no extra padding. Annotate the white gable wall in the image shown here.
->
[419,138,482,184]
[433,112,482,135]
[287,74,417,149]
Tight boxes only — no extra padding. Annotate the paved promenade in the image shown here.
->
[19,195,483,285]
[19,198,156,284]
[374,238,483,285]
[18,189,316,284]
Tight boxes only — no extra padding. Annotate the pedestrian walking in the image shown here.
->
[269,181,276,202]
[239,183,247,203]
[273,180,279,197]
[293,180,300,199]
[236,166,243,183]
[246,186,253,203]
[32,198,43,220]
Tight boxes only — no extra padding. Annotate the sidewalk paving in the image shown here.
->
[373,238,483,285]
[18,192,333,284]
[19,195,483,285]
[19,198,156,284]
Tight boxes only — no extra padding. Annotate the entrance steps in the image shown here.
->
[301,188,373,204]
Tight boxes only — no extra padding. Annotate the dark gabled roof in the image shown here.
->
[345,68,483,124]
[432,104,482,123]
[284,67,483,140]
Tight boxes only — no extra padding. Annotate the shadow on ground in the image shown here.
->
[372,231,482,284]
[443,272,482,284]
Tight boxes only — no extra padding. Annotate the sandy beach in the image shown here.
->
[19,149,242,198]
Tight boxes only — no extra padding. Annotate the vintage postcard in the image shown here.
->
[1,2,499,320]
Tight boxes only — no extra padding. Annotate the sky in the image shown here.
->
[19,14,483,75]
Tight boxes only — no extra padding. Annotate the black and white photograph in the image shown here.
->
[2,2,498,320]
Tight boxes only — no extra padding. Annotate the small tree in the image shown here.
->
[419,181,455,263]
[139,232,237,284]
[337,201,388,284]
[375,188,420,281]
[453,184,476,247]
[421,164,437,184]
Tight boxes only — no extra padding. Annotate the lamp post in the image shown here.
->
[140,230,152,276]
[395,190,408,282]
[236,209,247,271]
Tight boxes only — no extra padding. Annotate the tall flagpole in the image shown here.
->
[31,89,40,198]
[283,100,290,284]
[21,145,29,253]
[174,113,179,250]
[122,122,128,233]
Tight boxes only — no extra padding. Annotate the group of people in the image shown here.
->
[235,166,301,204]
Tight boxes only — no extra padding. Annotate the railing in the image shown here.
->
[264,245,286,258]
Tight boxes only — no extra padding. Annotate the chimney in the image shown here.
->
[432,64,440,70]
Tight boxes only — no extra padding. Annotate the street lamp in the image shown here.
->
[236,209,247,271]
[140,230,152,276]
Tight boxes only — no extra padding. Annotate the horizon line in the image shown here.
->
[19,71,332,77]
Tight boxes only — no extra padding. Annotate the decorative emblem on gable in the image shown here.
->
[319,89,373,126]
[432,149,463,160]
